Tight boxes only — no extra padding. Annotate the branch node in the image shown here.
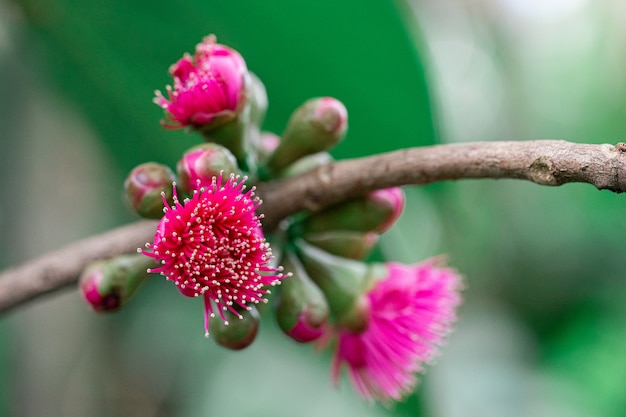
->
[529,156,558,186]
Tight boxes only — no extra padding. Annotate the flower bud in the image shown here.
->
[256,132,281,164]
[176,143,238,193]
[294,239,370,333]
[124,162,176,219]
[79,254,153,312]
[210,305,260,350]
[154,35,248,132]
[276,251,329,343]
[303,231,379,260]
[294,187,405,235]
[266,97,348,175]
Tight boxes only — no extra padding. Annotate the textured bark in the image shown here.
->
[259,140,626,229]
[1,140,626,313]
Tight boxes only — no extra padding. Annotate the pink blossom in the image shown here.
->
[331,260,462,402]
[140,173,283,336]
[154,35,248,129]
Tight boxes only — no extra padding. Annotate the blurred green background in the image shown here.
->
[1,0,626,416]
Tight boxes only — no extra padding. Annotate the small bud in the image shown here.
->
[276,251,329,343]
[293,187,405,235]
[79,254,154,312]
[368,187,405,233]
[266,97,348,174]
[124,162,176,219]
[295,239,370,333]
[176,143,238,192]
[256,132,281,164]
[303,231,379,260]
[210,305,260,350]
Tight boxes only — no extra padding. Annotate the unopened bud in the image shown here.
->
[124,163,176,219]
[294,187,405,235]
[295,239,369,333]
[177,143,238,192]
[303,231,379,260]
[276,251,329,343]
[210,305,260,350]
[79,254,153,312]
[256,132,281,164]
[266,97,347,174]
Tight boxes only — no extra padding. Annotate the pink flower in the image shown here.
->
[154,35,248,129]
[331,260,462,402]
[140,173,283,336]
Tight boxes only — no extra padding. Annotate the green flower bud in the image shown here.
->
[124,162,176,219]
[210,305,260,350]
[266,97,347,175]
[303,231,379,260]
[276,251,329,343]
[79,254,153,312]
[294,239,370,333]
[293,187,405,235]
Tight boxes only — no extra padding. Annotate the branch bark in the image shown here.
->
[2,140,625,313]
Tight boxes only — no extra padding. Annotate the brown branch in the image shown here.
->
[259,140,626,229]
[2,140,626,313]
[0,221,157,313]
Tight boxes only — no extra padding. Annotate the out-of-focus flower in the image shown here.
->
[176,143,238,193]
[140,173,284,336]
[154,35,248,130]
[332,260,462,403]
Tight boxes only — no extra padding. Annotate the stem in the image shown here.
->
[1,140,625,314]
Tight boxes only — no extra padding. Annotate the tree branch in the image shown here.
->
[2,140,625,313]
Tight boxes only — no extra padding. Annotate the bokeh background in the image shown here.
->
[1,0,626,416]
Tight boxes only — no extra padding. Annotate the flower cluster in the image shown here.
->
[78,34,463,404]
